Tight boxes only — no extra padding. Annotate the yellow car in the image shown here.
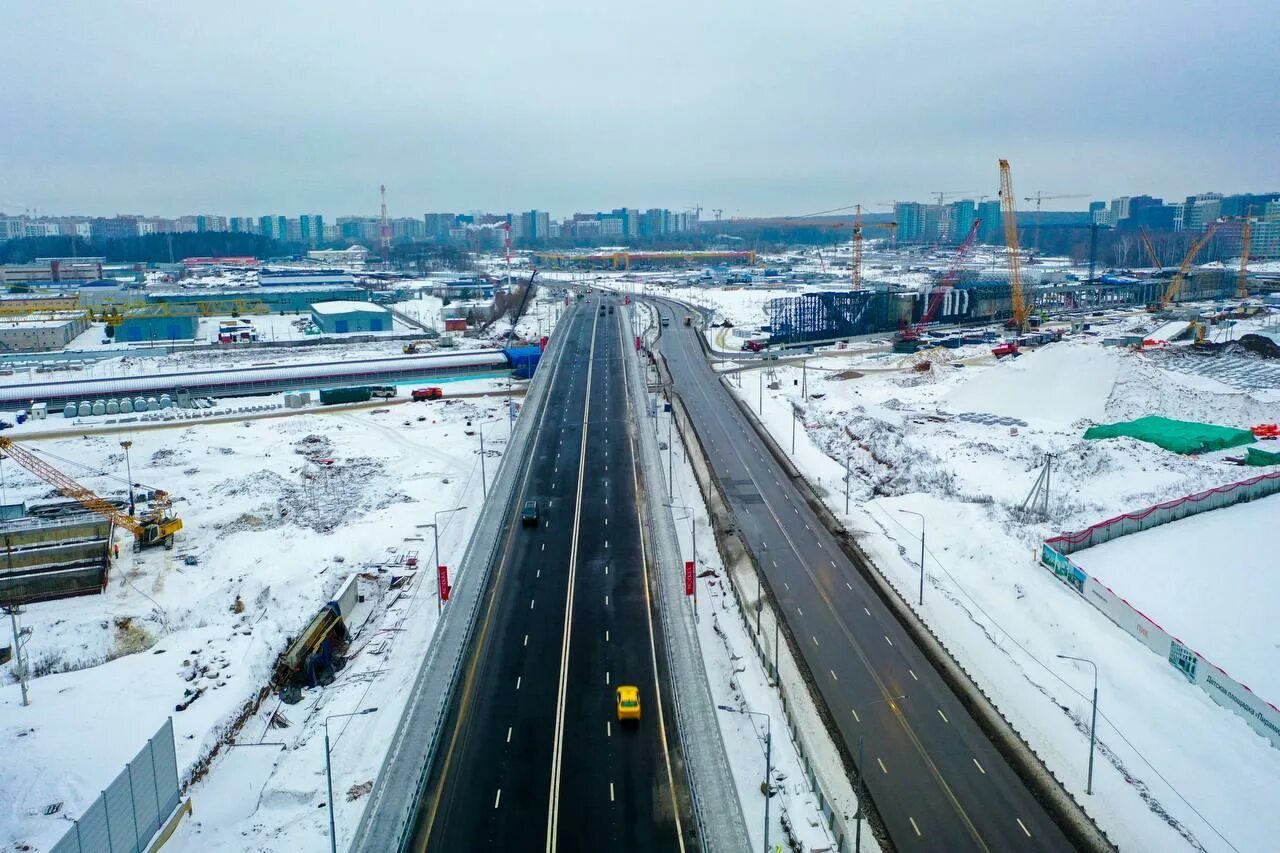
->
[616,685,641,722]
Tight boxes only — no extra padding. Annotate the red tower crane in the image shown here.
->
[896,218,982,345]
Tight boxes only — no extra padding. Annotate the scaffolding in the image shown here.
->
[766,271,1235,345]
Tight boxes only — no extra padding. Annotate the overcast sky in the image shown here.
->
[3,0,1277,219]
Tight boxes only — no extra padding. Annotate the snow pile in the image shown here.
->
[944,343,1122,428]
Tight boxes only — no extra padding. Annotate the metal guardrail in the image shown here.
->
[351,314,575,853]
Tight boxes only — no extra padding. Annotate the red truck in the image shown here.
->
[412,387,444,401]
[742,339,768,352]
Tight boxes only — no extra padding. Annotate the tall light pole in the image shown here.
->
[850,693,906,852]
[120,440,135,516]
[476,417,505,498]
[717,705,771,853]
[324,707,378,853]
[844,452,852,515]
[666,502,697,622]
[1056,654,1099,795]
[429,506,468,614]
[897,509,925,606]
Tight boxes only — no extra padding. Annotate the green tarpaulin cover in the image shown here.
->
[1083,416,1256,455]
[1246,447,1280,466]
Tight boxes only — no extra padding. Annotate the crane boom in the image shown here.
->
[0,437,182,548]
[1160,222,1219,308]
[998,159,1029,330]
[1139,227,1163,271]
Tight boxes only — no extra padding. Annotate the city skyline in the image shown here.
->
[3,1,1277,217]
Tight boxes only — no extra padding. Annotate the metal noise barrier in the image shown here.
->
[349,308,574,853]
[49,718,182,853]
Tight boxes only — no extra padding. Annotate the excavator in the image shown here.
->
[0,437,183,548]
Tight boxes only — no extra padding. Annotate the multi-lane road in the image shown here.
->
[649,298,1075,852]
[409,297,687,851]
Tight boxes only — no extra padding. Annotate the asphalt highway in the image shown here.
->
[650,299,1074,853]
[409,297,686,852]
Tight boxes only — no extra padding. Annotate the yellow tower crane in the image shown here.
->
[850,204,897,289]
[998,159,1029,331]
[1238,216,1253,299]
[0,438,183,548]
[1159,222,1219,309]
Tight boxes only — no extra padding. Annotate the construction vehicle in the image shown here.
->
[1157,222,1219,309]
[412,387,444,401]
[0,437,183,548]
[991,341,1020,359]
[998,159,1030,332]
[741,338,768,352]
[895,219,982,349]
[403,342,421,354]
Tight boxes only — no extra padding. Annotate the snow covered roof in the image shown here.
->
[310,301,390,315]
[0,350,507,406]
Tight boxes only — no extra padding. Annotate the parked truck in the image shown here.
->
[318,386,396,405]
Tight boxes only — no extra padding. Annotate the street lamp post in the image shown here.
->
[666,502,697,622]
[429,506,468,614]
[844,452,851,515]
[850,693,906,851]
[1056,654,1099,795]
[897,509,926,606]
[324,707,378,853]
[717,705,772,853]
[476,418,505,498]
[120,440,135,516]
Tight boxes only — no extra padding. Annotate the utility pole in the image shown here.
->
[898,509,926,606]
[120,440,135,516]
[1057,655,1099,795]
[844,452,851,515]
[6,605,30,706]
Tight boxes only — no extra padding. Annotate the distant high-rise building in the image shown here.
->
[425,213,456,240]
[1221,192,1280,218]
[946,200,977,244]
[299,214,324,247]
[894,202,926,242]
[1184,193,1223,232]
[976,200,1003,243]
[642,209,668,238]
[519,210,550,242]
[1253,201,1280,258]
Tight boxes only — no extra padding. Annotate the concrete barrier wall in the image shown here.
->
[1039,543,1280,749]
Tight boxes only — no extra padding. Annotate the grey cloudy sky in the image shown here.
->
[3,0,1277,218]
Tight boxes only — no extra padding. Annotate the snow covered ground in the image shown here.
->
[727,327,1280,852]
[1,396,510,852]
[1071,494,1280,703]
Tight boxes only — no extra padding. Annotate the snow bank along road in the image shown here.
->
[649,297,1076,853]
[407,297,690,850]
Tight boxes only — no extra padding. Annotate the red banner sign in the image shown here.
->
[684,561,695,596]
[635,335,642,351]
[438,565,450,602]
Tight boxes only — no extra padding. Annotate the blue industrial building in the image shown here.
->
[113,308,199,343]
[311,301,392,333]
[148,286,370,314]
